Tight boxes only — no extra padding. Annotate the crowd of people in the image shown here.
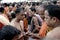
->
[0,0,60,40]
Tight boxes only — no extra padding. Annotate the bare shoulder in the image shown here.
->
[46,27,60,39]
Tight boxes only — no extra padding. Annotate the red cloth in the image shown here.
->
[0,14,9,29]
[0,22,4,29]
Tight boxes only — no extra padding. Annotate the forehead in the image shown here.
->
[37,7,44,11]
[44,10,49,16]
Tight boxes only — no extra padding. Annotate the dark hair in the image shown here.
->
[12,4,15,7]
[30,7,36,12]
[20,3,23,5]
[53,1,57,5]
[0,7,4,13]
[4,3,8,7]
[36,2,40,6]
[15,8,23,14]
[46,5,60,20]
[22,7,25,10]
[32,2,36,6]
[0,25,21,40]
[11,13,16,19]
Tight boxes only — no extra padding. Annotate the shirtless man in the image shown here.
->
[43,5,60,40]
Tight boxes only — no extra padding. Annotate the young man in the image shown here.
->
[30,7,43,33]
[28,5,60,40]
[43,5,60,40]
[10,8,24,31]
[10,8,28,40]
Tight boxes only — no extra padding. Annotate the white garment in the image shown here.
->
[0,15,10,25]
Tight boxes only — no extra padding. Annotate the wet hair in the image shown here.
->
[12,4,15,7]
[4,3,8,7]
[20,3,23,5]
[36,2,40,6]
[0,25,21,40]
[0,7,4,13]
[46,5,60,20]
[22,7,25,10]
[53,1,57,5]
[32,2,36,6]
[30,7,36,12]
[15,8,23,14]
[11,13,16,19]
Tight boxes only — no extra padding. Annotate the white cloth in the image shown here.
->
[0,15,10,25]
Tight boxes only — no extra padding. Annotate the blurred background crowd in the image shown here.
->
[0,0,60,40]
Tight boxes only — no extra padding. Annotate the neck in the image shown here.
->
[15,18,20,22]
[53,22,60,28]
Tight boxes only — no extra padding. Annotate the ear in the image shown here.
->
[52,17,57,23]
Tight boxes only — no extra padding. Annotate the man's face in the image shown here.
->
[57,0,60,5]
[19,14,24,20]
[44,10,55,27]
[16,12,24,20]
[39,9,45,19]
[36,7,45,15]
[36,7,45,19]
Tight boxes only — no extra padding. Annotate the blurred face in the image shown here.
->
[16,11,24,20]
[39,9,45,15]
[36,7,45,15]
[36,8,45,19]
[18,14,24,20]
[26,9,33,17]
[44,10,56,27]
[57,1,60,5]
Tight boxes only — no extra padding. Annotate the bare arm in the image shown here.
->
[28,32,41,39]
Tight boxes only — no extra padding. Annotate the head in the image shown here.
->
[26,8,32,17]
[36,2,40,6]
[11,13,16,19]
[44,5,60,27]
[32,2,36,7]
[15,8,24,20]
[4,3,8,7]
[30,7,36,15]
[57,0,60,6]
[53,1,57,5]
[0,25,21,40]
[36,6,45,19]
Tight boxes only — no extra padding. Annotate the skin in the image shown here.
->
[11,12,25,40]
[27,9,60,39]
[43,10,60,40]
[57,0,60,6]
[25,7,45,39]
[36,7,45,20]
[44,10,60,28]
